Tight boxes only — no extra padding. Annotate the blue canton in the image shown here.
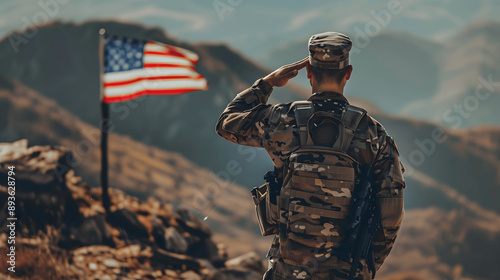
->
[104,35,146,73]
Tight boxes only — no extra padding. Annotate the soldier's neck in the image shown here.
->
[312,83,344,95]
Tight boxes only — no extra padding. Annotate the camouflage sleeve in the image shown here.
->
[215,79,274,147]
[370,126,406,270]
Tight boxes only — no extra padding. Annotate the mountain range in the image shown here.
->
[259,20,500,128]
[1,20,500,279]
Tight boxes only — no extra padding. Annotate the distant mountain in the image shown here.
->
[402,20,500,127]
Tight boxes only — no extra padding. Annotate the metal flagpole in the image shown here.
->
[99,28,111,216]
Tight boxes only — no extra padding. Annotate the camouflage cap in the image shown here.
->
[308,32,352,70]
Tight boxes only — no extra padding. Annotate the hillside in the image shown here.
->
[3,76,500,279]
[0,77,271,258]
[0,140,264,280]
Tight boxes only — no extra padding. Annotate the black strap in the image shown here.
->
[339,105,366,152]
[293,102,366,151]
[293,101,315,146]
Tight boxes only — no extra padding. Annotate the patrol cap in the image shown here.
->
[308,32,352,70]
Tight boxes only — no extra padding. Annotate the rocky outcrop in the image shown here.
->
[0,140,265,280]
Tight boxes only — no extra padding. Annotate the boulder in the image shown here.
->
[225,252,265,273]
[108,208,149,240]
[164,227,189,254]
[176,207,211,238]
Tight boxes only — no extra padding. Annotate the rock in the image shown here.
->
[0,139,71,185]
[164,227,189,254]
[151,216,166,248]
[208,268,262,280]
[59,215,113,248]
[103,258,121,268]
[89,262,98,270]
[116,245,141,259]
[108,208,149,240]
[0,140,81,236]
[225,252,264,273]
[180,270,202,280]
[188,238,226,266]
[151,248,201,271]
[164,269,178,277]
[176,207,211,238]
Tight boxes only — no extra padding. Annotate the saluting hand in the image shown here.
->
[263,57,308,87]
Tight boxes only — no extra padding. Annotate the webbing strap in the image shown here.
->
[340,105,366,152]
[289,203,349,219]
[290,189,351,206]
[292,101,315,146]
[291,163,355,181]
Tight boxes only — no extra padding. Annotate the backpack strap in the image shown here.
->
[292,101,366,151]
[292,101,315,146]
[339,105,367,152]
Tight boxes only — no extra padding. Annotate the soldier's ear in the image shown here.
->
[306,63,312,80]
[345,65,353,81]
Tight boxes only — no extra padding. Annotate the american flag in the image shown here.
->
[101,35,208,103]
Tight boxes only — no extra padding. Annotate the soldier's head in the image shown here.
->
[306,32,353,92]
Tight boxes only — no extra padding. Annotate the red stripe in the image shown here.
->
[102,86,208,103]
[144,51,197,62]
[143,63,196,70]
[104,75,204,87]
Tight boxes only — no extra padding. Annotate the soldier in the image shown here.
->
[216,32,406,280]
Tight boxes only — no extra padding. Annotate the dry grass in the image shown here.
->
[0,244,78,280]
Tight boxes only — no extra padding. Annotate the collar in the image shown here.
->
[307,91,349,103]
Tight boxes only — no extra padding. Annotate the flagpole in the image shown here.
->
[99,28,111,216]
[100,101,111,215]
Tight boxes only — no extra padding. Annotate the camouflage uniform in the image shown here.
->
[215,32,406,280]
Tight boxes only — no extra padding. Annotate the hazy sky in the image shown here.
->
[1,0,498,57]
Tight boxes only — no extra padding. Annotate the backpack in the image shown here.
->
[277,100,367,269]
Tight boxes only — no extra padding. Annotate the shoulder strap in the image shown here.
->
[292,101,315,146]
[293,101,367,151]
[339,105,367,151]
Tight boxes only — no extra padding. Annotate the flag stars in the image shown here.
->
[103,35,146,73]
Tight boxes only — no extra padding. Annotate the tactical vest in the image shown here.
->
[277,101,366,268]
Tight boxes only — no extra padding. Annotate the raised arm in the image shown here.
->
[215,58,308,147]
[215,78,274,147]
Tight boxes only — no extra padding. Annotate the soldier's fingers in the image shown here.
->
[283,69,299,79]
[284,57,309,70]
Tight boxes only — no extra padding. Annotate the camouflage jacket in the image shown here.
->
[216,79,406,278]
